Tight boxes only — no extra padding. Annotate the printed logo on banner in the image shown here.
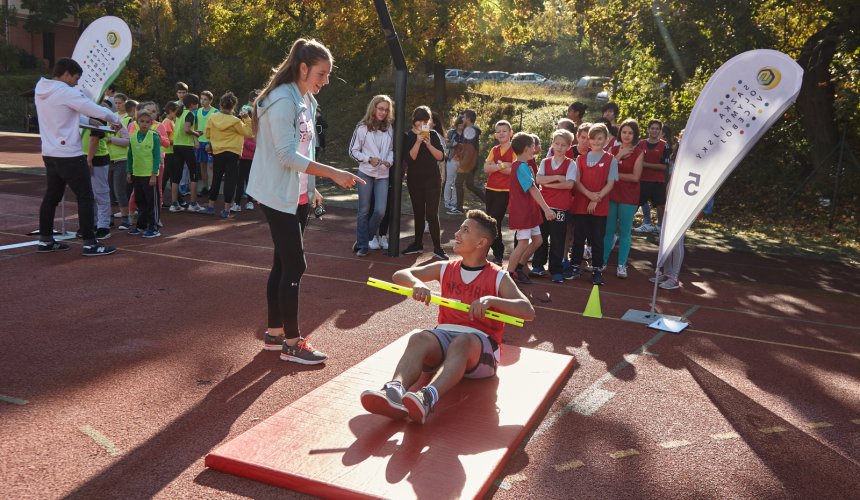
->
[757,66,781,90]
[106,30,120,48]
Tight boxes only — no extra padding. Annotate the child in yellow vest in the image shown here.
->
[126,111,161,237]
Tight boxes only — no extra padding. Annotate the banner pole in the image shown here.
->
[649,268,660,315]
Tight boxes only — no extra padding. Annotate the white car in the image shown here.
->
[506,72,556,84]
[466,71,510,83]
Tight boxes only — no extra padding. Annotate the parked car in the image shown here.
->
[464,71,486,83]
[506,72,555,85]
[465,71,510,83]
[573,76,610,96]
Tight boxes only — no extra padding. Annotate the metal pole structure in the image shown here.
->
[374,0,407,257]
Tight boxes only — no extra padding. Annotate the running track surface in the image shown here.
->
[1,150,859,498]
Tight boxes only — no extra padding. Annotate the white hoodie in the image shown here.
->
[34,78,119,158]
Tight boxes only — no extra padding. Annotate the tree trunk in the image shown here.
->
[795,4,860,165]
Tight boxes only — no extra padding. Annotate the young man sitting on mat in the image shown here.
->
[361,209,536,424]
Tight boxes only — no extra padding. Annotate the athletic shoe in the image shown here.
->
[280,337,327,365]
[179,200,189,209]
[446,208,464,215]
[95,228,111,240]
[379,235,389,250]
[36,241,70,253]
[245,201,255,210]
[649,273,669,284]
[220,209,230,219]
[516,269,532,284]
[432,248,449,260]
[356,247,369,257]
[592,269,604,286]
[263,332,284,351]
[82,242,116,256]
[117,220,131,230]
[634,223,655,234]
[616,264,628,279]
[564,265,581,280]
[530,265,548,277]
[360,384,408,419]
[659,278,680,290]
[188,202,203,213]
[402,387,436,424]
[127,227,142,236]
[203,206,215,216]
[551,273,564,283]
[230,202,241,212]
[369,235,381,250]
[583,245,592,261]
[169,202,183,213]
[402,242,423,255]
[143,229,161,238]
[113,211,122,218]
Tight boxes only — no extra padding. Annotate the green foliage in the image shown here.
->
[611,46,672,124]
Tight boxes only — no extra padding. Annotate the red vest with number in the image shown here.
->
[507,161,542,229]
[609,145,642,205]
[487,144,513,191]
[539,157,573,210]
[571,153,613,216]
[638,139,668,182]
[438,260,505,346]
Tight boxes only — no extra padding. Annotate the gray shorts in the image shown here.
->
[422,327,500,379]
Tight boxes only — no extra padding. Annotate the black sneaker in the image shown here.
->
[95,228,111,240]
[360,383,408,419]
[263,332,284,351]
[280,337,327,365]
[592,269,604,286]
[402,387,435,424]
[515,268,532,284]
[36,241,71,253]
[564,265,581,280]
[402,242,423,255]
[82,242,116,256]
[432,248,449,260]
[117,220,131,230]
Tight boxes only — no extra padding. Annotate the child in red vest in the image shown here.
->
[570,124,619,285]
[506,132,556,284]
[532,129,576,283]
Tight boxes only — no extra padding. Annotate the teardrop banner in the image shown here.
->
[657,49,803,266]
[71,16,133,104]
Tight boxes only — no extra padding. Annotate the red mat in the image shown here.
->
[205,334,575,499]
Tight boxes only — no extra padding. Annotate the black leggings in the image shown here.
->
[235,158,254,202]
[171,145,199,182]
[261,203,310,339]
[485,189,509,260]
[407,179,441,249]
[209,151,240,204]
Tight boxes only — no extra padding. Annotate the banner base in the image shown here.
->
[620,309,681,324]
[647,317,689,334]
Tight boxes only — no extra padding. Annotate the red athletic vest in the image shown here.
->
[539,157,573,210]
[638,139,668,182]
[487,145,514,191]
[609,145,642,205]
[570,153,613,216]
[507,161,543,229]
[438,260,505,346]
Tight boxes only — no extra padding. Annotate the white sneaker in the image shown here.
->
[379,235,389,250]
[634,223,654,234]
[188,202,203,212]
[368,235,381,250]
[583,245,592,261]
[616,264,628,278]
[230,202,241,212]
[659,277,680,290]
[113,211,122,218]
[245,201,255,210]
[649,273,669,283]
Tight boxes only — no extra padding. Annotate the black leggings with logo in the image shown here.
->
[261,203,310,339]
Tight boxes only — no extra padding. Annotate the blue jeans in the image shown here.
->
[356,170,389,250]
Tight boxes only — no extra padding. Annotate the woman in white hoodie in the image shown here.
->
[349,95,394,256]
[247,39,363,365]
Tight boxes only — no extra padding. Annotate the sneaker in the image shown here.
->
[551,273,564,283]
[617,264,628,279]
[564,265,581,280]
[82,242,116,256]
[583,245,592,261]
[117,220,131,230]
[446,208,464,215]
[230,202,241,213]
[592,269,604,286]
[402,387,435,424]
[402,242,423,255]
[245,201,255,210]
[633,223,655,234]
[432,248,449,260]
[379,235,389,250]
[356,247,369,257]
[530,265,548,277]
[188,202,204,213]
[203,206,215,216]
[516,269,532,284]
[179,200,189,209]
[127,227,142,236]
[143,229,161,238]
[659,278,680,290]
[360,383,408,419]
[220,209,230,219]
[263,332,284,351]
[95,228,111,240]
[113,211,122,218]
[280,337,327,365]
[649,273,669,284]
[169,202,183,213]
[36,241,70,253]
[368,235,381,250]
